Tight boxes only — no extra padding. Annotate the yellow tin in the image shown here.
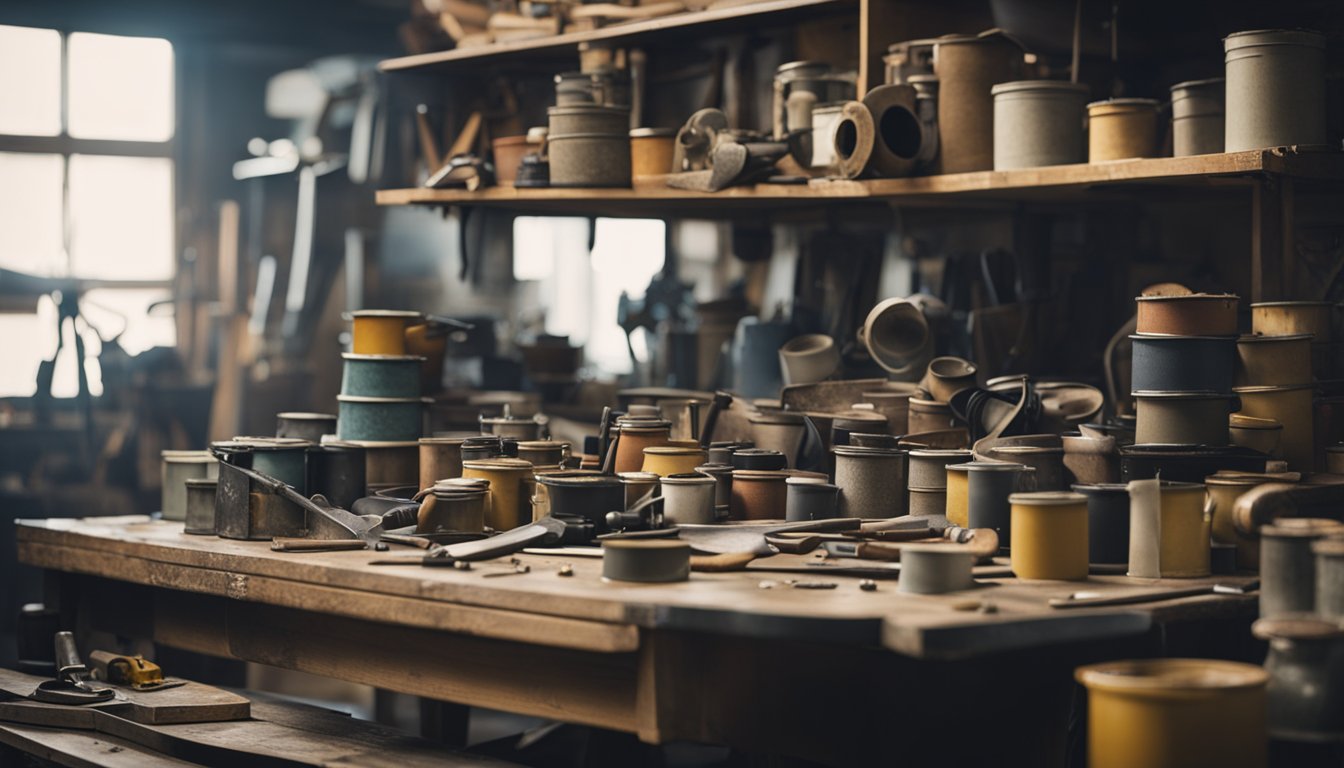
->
[349,310,420,355]
[641,446,708,477]
[945,463,971,527]
[1160,481,1213,578]
[1008,491,1089,580]
[461,457,535,531]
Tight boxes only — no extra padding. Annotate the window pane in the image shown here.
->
[0,295,59,397]
[0,25,61,135]
[82,288,175,356]
[68,32,174,141]
[68,154,173,280]
[0,152,65,275]
[588,218,665,374]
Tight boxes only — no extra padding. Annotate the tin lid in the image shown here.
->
[1008,491,1086,505]
[629,127,676,138]
[1311,538,1344,556]
[1249,300,1336,308]
[1229,414,1282,431]
[991,80,1090,96]
[694,462,733,472]
[617,471,660,483]
[434,477,490,491]
[643,446,705,456]
[731,469,790,481]
[1203,472,1275,488]
[603,538,690,553]
[1131,390,1236,400]
[277,412,337,420]
[518,440,568,450]
[907,486,947,495]
[162,449,215,462]
[1262,518,1344,538]
[908,448,973,459]
[776,60,830,76]
[832,445,902,458]
[1135,292,1237,304]
[547,104,629,116]
[419,436,468,445]
[963,461,1027,472]
[1076,659,1268,692]
[660,472,716,485]
[340,439,420,448]
[993,445,1065,457]
[1224,29,1325,51]
[1231,384,1314,394]
[1070,483,1130,495]
[337,395,434,404]
[345,309,420,319]
[230,436,312,450]
[785,475,834,487]
[1170,77,1225,92]
[184,477,218,488]
[461,457,533,471]
[1129,333,1238,342]
[1087,98,1160,116]
[1236,333,1313,344]
[537,473,619,488]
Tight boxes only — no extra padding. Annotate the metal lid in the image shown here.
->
[963,461,1027,472]
[1231,384,1314,394]
[1249,300,1336,308]
[1224,29,1325,50]
[340,439,419,447]
[660,472,715,485]
[461,457,533,471]
[1087,98,1160,117]
[337,395,434,404]
[731,469,789,481]
[547,104,629,116]
[617,471,659,483]
[277,412,336,420]
[340,353,426,362]
[1312,538,1344,556]
[991,80,1090,96]
[162,450,215,462]
[1236,333,1313,344]
[832,445,901,458]
[785,475,835,487]
[1203,472,1276,488]
[345,309,420,319]
[1129,333,1238,342]
[434,477,490,491]
[1076,659,1268,692]
[1008,491,1086,505]
[1131,390,1237,400]
[1136,292,1237,303]
[1070,483,1130,495]
[537,473,619,488]
[419,436,468,445]
[629,127,676,138]
[643,446,705,456]
[518,440,568,450]
[230,436,311,450]
[1170,77,1224,93]
[1229,415,1282,430]
[909,448,973,459]
[184,477,218,487]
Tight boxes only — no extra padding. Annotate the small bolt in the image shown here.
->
[978,601,998,614]
[758,580,777,590]
[859,579,877,592]
[453,561,472,571]
[558,564,574,577]
[374,542,389,552]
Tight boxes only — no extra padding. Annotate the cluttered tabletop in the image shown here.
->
[17,515,1257,660]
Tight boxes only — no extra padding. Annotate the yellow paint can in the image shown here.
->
[1008,491,1089,580]
[348,310,420,355]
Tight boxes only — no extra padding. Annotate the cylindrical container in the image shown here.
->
[618,471,659,511]
[629,127,675,178]
[538,473,624,532]
[183,478,218,535]
[516,440,569,469]
[945,462,972,527]
[1137,481,1212,578]
[348,309,420,355]
[748,412,807,468]
[988,445,1067,491]
[1235,333,1313,387]
[613,419,672,474]
[991,80,1089,169]
[907,397,958,432]
[1062,433,1120,485]
[460,435,516,462]
[966,462,1029,551]
[1009,491,1089,580]
[231,437,309,493]
[424,480,488,532]
[479,414,542,441]
[730,470,788,520]
[548,133,632,187]
[908,448,973,490]
[694,462,733,509]
[1261,518,1344,618]
[1076,659,1268,768]
[276,412,336,442]
[659,473,717,525]
[1205,472,1279,569]
[1224,29,1327,152]
[492,135,534,185]
[1253,617,1344,742]
[1135,294,1240,336]
[642,446,708,477]
[1073,483,1130,565]
[337,396,427,442]
[419,436,466,487]
[861,388,914,434]
[462,458,536,531]
[1170,78,1225,156]
[730,448,789,471]
[1314,537,1344,620]
[161,450,218,522]
[933,32,1024,174]
[548,104,629,136]
[897,544,975,594]
[1234,384,1314,472]
[352,440,419,488]
[340,354,424,398]
[850,432,900,449]
[1133,392,1236,446]
[1250,300,1333,340]
[1087,98,1161,161]
[706,441,749,466]
[833,445,906,518]
[908,486,947,516]
[785,476,840,521]
[602,539,690,583]
[1130,335,1236,393]
[305,442,366,511]
[1228,414,1283,456]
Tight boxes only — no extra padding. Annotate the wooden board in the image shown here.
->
[0,722,199,768]
[18,518,1258,660]
[0,668,249,725]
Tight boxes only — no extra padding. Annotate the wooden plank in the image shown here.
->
[0,669,249,726]
[378,0,854,72]
[0,722,200,768]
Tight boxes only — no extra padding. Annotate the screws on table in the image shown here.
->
[952,599,998,614]
[483,563,532,578]
[859,579,878,592]
[453,561,472,571]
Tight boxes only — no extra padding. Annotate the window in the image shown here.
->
[0,25,175,397]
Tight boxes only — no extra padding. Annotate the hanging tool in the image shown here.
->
[88,651,184,692]
[30,632,115,704]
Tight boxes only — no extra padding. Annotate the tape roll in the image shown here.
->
[834,101,875,179]
[862,84,922,178]
[602,538,691,582]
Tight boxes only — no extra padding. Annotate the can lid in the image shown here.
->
[1170,77,1225,92]
[1008,491,1086,505]
[991,80,1090,96]
[1135,292,1237,303]
[341,353,426,362]
[630,127,677,138]
[277,412,337,420]
[345,309,421,319]
[1224,29,1326,51]
[1076,658,1268,692]
[1087,97,1160,113]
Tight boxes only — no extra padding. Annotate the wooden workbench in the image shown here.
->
[17,516,1258,766]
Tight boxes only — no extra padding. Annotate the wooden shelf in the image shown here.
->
[376,149,1344,214]
[379,0,854,72]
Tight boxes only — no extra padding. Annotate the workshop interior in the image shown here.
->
[2,0,1344,766]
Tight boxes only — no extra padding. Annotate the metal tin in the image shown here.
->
[1133,392,1236,446]
[1250,300,1333,340]
[516,440,569,469]
[907,448,973,489]
[547,104,630,136]
[538,473,624,531]
[908,486,947,517]
[229,437,310,493]
[1009,491,1089,580]
[1087,98,1161,161]
[642,446,707,477]
[1228,414,1283,456]
[480,414,543,441]
[695,463,734,513]
[1129,480,1211,578]
[347,309,419,355]
[183,478,218,535]
[276,412,336,442]
[419,436,467,487]
[933,31,1025,173]
[1076,659,1267,768]
[1224,29,1327,151]
[730,470,788,520]
[1170,78,1225,156]
[1072,483,1130,565]
[548,133,632,188]
[424,481,488,532]
[336,396,428,442]
[945,462,972,527]
[613,421,672,474]
[346,440,418,488]
[833,445,906,518]
[1314,537,1344,620]
[630,127,676,178]
[748,412,807,468]
[897,543,975,594]
[1261,518,1344,618]
[966,462,1030,551]
[305,442,366,511]
[160,450,218,522]
[1062,433,1120,486]
[730,448,789,471]
[1135,293,1239,336]
[340,354,424,398]
[602,539,690,583]
[1253,617,1344,742]
[1235,334,1313,387]
[1205,472,1279,569]
[983,443,1067,491]
[1130,335,1236,393]
[785,476,840,521]
[461,458,535,531]
[990,80,1089,169]
[618,471,660,511]
[659,473,717,525]
[461,435,516,462]
[1234,384,1314,472]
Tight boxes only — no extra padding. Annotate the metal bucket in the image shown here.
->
[1170,78,1224,156]
[991,80,1089,169]
[1224,29,1326,151]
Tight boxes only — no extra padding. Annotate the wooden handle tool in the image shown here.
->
[271,538,367,552]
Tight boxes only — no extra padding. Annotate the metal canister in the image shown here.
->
[966,462,1030,551]
[419,436,466,487]
[161,450,218,522]
[695,463,733,516]
[1234,385,1314,472]
[1072,483,1130,565]
[230,437,310,493]
[897,544,975,594]
[1170,78,1225,156]
[183,478,218,535]
[730,470,788,520]
[660,473,717,525]
[516,440,570,469]
[785,476,840,521]
[1313,537,1344,620]
[991,80,1089,170]
[537,473,623,531]
[1253,617,1344,742]
[1261,518,1344,618]
[1088,98,1161,161]
[933,31,1024,173]
[1224,29,1326,151]
[424,479,488,533]
[276,412,336,442]
[462,458,535,531]
[833,445,906,518]
[1008,491,1089,580]
[618,471,660,511]
[907,448,973,490]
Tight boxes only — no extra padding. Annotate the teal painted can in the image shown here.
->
[340,354,425,398]
[231,436,311,493]
[337,396,429,442]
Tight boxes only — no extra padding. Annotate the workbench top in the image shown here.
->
[17,517,1257,660]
